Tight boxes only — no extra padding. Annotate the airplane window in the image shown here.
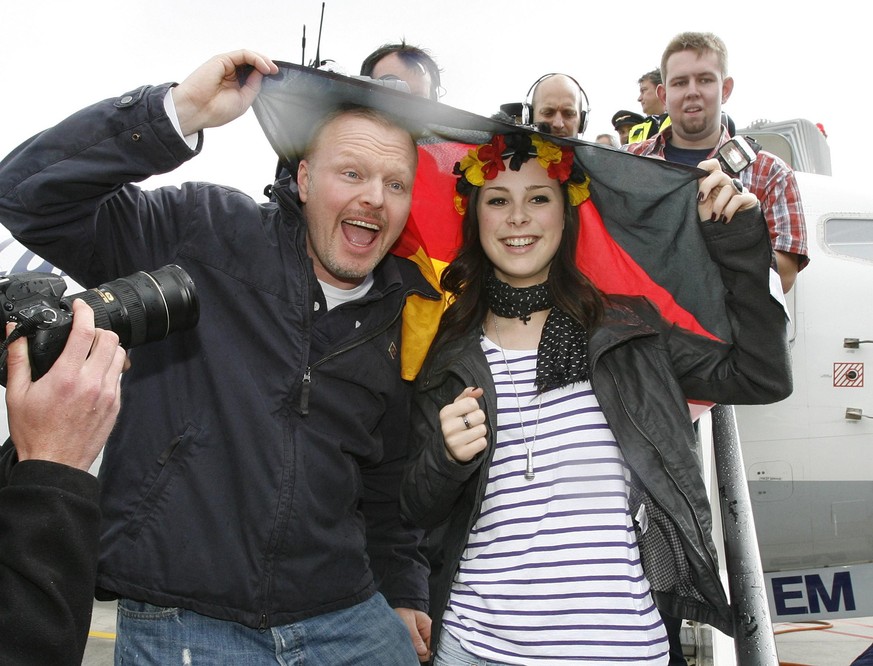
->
[824,217,873,262]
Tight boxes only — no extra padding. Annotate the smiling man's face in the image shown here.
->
[661,49,733,149]
[298,111,417,289]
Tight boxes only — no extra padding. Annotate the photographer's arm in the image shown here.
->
[0,299,126,664]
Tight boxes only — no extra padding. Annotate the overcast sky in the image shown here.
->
[1,0,864,200]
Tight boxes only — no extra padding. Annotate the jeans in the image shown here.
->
[116,592,418,665]
[433,630,516,666]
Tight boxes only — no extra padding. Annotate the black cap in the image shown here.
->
[611,109,645,129]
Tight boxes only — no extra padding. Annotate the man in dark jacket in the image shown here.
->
[1,300,126,665]
[0,49,436,664]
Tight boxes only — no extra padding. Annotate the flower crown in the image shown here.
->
[453,133,590,215]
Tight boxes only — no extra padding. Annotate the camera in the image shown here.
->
[0,264,199,384]
[716,136,757,175]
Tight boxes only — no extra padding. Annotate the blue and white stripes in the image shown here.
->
[441,337,669,665]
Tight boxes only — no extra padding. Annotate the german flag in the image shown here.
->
[252,63,730,399]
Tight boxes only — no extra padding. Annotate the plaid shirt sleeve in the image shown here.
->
[623,136,665,158]
[741,152,810,271]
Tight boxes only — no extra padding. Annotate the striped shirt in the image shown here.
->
[442,337,669,665]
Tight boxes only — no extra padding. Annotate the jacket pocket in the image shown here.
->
[629,475,708,605]
[123,423,202,541]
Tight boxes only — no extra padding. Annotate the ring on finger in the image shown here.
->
[462,414,472,429]
[731,178,744,194]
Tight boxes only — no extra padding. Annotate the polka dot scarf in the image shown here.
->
[485,272,589,393]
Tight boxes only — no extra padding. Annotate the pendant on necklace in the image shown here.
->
[492,313,540,482]
[525,447,536,481]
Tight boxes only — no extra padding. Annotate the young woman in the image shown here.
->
[401,132,792,665]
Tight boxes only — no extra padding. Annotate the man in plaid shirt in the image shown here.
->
[625,31,809,293]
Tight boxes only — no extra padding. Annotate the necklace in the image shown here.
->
[493,314,541,481]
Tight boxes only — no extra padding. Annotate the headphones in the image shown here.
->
[522,73,590,136]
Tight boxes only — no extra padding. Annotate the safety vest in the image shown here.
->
[628,115,671,144]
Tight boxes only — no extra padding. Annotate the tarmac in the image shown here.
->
[83,600,873,665]
[773,617,873,666]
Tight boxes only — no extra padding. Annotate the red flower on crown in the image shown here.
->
[548,145,574,182]
[476,134,507,181]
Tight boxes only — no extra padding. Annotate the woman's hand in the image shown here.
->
[696,158,759,223]
[439,387,487,462]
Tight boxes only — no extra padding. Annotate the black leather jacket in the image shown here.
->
[401,205,792,650]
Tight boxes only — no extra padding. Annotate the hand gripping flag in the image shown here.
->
[251,63,730,415]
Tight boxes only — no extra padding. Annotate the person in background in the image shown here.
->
[360,41,443,101]
[595,132,620,147]
[625,31,808,293]
[528,73,588,138]
[611,109,644,144]
[638,68,665,117]
[0,300,126,666]
[628,68,671,143]
[401,130,792,664]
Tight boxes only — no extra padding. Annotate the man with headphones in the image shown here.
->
[524,73,590,138]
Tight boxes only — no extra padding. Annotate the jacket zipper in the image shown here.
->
[297,286,433,415]
[599,361,715,573]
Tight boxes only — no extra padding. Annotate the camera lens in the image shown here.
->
[64,264,199,348]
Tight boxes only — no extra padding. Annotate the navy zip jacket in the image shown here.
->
[0,83,436,628]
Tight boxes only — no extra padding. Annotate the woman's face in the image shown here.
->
[476,158,564,288]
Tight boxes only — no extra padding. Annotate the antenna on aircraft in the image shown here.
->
[313,2,325,68]
[301,24,306,66]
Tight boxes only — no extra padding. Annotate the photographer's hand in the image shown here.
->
[5,299,127,472]
[172,49,278,136]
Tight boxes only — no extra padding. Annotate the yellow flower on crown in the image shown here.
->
[532,135,564,171]
[458,151,487,187]
[567,175,591,207]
